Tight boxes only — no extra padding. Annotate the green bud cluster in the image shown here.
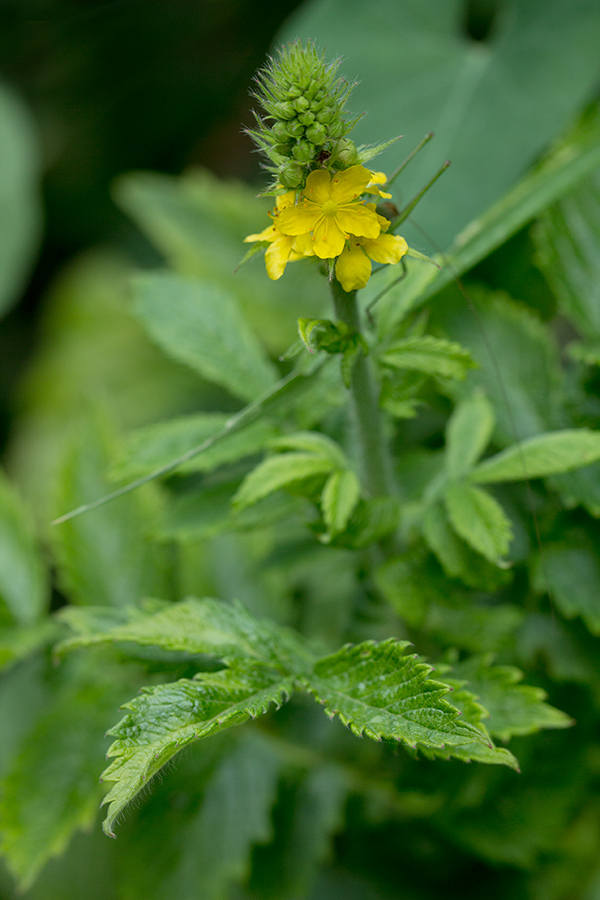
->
[248,41,361,191]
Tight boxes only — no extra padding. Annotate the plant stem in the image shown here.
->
[330,279,395,498]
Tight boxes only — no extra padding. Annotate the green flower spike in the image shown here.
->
[248,40,360,191]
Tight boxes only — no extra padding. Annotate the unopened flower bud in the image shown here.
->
[306,122,327,145]
[279,160,304,188]
[275,101,296,120]
[294,96,310,112]
[316,107,334,124]
[271,122,289,142]
[292,139,315,163]
[286,119,305,139]
[334,138,358,165]
[298,110,316,126]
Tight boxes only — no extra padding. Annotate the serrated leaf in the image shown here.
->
[445,391,495,480]
[450,655,573,742]
[57,596,298,667]
[380,335,475,380]
[533,541,600,635]
[233,452,336,510]
[121,735,281,900]
[471,429,600,484]
[321,470,361,538]
[0,659,129,888]
[0,470,48,627]
[112,414,277,482]
[101,660,294,836]
[133,273,278,402]
[304,639,488,749]
[422,502,511,590]
[444,482,512,565]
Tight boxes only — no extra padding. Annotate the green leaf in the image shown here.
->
[379,335,475,380]
[112,414,277,482]
[0,621,58,673]
[233,452,336,510]
[445,391,495,480]
[444,482,513,564]
[51,417,168,608]
[471,429,600,484]
[57,596,298,667]
[534,168,600,339]
[0,660,129,889]
[101,660,294,836]
[133,272,278,402]
[0,83,42,317]
[321,470,361,539]
[121,735,281,900]
[533,541,600,635]
[0,469,48,626]
[269,431,347,467]
[450,655,573,742]
[304,639,488,749]
[422,501,511,590]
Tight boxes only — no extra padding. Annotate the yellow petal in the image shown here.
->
[368,171,388,185]
[278,202,322,235]
[293,232,316,257]
[336,204,381,239]
[330,165,372,202]
[275,191,298,211]
[304,169,333,204]
[265,234,296,280]
[362,233,408,265]
[244,223,277,243]
[312,217,346,258]
[335,240,372,291]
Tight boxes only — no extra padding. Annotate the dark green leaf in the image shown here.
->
[534,541,600,635]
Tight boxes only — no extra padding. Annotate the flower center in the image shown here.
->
[321,200,338,217]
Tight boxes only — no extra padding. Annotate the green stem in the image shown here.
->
[330,279,395,498]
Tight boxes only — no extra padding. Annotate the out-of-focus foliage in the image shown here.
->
[1,1,600,900]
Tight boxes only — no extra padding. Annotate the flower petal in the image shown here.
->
[304,169,333,204]
[366,170,392,199]
[330,165,371,202]
[244,223,277,243]
[312,217,347,259]
[336,204,381,239]
[278,202,322,235]
[362,233,408,265]
[335,240,372,291]
[265,234,296,280]
[275,191,298,211]
[293,232,316,257]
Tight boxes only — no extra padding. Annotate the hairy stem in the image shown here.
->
[330,279,395,498]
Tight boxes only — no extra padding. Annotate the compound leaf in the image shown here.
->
[380,335,475,380]
[233,452,336,510]
[445,391,495,480]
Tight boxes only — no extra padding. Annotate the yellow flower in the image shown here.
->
[335,226,408,292]
[365,170,392,199]
[244,192,312,280]
[277,165,382,259]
